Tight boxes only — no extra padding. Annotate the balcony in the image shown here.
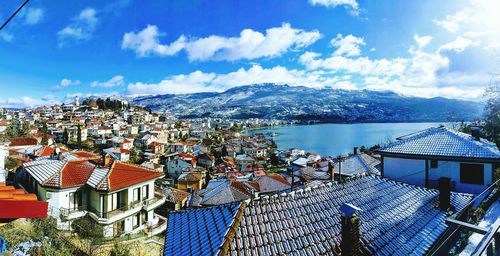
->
[59,206,87,220]
[145,214,168,237]
[88,201,143,225]
[143,192,166,211]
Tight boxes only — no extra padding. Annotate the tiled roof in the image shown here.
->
[301,166,331,180]
[200,181,252,206]
[334,153,380,176]
[8,137,38,147]
[104,161,163,191]
[164,202,242,256]
[165,175,473,256]
[250,174,291,193]
[0,182,48,219]
[38,146,55,157]
[378,127,500,159]
[26,159,96,189]
[164,187,190,204]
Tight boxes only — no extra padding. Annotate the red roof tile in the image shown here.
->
[60,160,96,188]
[8,137,38,147]
[39,146,55,157]
[107,162,163,191]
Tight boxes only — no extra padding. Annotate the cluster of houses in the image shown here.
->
[1,98,499,255]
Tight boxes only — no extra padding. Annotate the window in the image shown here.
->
[133,188,141,202]
[142,185,149,200]
[460,163,484,185]
[133,213,140,228]
[430,160,438,168]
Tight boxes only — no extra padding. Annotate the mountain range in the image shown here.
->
[131,83,483,122]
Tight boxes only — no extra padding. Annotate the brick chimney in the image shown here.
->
[438,177,451,210]
[328,161,334,181]
[353,147,358,155]
[340,203,362,256]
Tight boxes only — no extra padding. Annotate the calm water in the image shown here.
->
[246,122,448,157]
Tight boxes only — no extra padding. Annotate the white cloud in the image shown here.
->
[90,75,125,88]
[22,8,44,25]
[438,36,480,53]
[0,32,13,42]
[330,34,365,56]
[53,79,80,90]
[127,65,355,96]
[57,8,98,46]
[308,0,359,15]
[433,9,471,33]
[0,95,60,109]
[121,23,321,61]
[414,34,432,48]
[299,52,407,76]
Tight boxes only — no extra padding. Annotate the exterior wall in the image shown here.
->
[383,157,426,186]
[383,156,493,194]
[428,160,492,194]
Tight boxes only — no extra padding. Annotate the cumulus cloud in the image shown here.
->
[438,36,480,53]
[434,9,471,33]
[414,34,432,48]
[121,23,321,61]
[90,75,125,88]
[57,8,98,46]
[127,65,355,96]
[308,0,359,15]
[0,95,60,109]
[330,34,365,56]
[53,79,80,90]
[297,33,489,100]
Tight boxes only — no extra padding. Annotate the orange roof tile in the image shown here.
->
[107,162,163,191]
[8,137,38,147]
[60,160,96,188]
[0,182,48,219]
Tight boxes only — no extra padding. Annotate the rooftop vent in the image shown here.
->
[471,127,481,141]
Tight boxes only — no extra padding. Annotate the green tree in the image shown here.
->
[62,128,69,144]
[483,77,499,147]
[6,118,19,138]
[110,242,131,256]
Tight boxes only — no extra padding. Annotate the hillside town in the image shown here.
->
[0,96,498,256]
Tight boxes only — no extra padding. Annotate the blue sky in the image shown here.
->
[0,0,499,108]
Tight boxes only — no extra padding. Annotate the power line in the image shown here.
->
[0,0,31,31]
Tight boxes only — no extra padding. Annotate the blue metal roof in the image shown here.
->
[378,127,500,159]
[164,202,241,256]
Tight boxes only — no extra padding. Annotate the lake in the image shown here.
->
[246,122,449,157]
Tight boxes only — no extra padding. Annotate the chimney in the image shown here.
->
[328,161,334,181]
[353,147,358,155]
[340,203,362,256]
[438,177,451,210]
[471,127,481,141]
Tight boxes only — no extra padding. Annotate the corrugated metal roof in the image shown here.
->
[378,127,500,159]
[164,202,241,256]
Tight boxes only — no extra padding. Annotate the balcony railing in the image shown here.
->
[88,200,142,219]
[143,192,166,210]
[60,205,87,219]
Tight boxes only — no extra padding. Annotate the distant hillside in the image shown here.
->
[132,83,483,122]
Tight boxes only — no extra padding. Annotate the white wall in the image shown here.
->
[383,157,426,186]
[428,160,492,194]
[384,156,493,194]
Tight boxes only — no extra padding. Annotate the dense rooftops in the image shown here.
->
[164,175,473,256]
[377,126,500,160]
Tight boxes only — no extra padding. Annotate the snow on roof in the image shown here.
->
[378,127,500,159]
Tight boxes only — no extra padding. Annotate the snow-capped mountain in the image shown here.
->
[132,83,483,122]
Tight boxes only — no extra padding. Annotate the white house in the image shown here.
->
[23,152,166,237]
[377,127,500,194]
